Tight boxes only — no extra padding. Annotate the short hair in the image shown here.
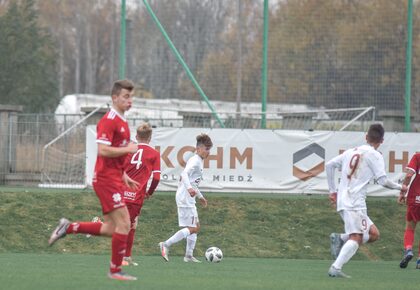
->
[111,79,134,96]
[367,123,384,144]
[196,133,213,148]
[136,123,152,140]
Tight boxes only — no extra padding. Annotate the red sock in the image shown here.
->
[110,232,128,274]
[125,228,136,257]
[66,222,102,235]
[404,228,415,250]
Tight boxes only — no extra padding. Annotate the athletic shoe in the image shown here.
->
[416,258,420,269]
[107,271,137,281]
[183,256,202,263]
[328,266,351,278]
[159,242,169,262]
[122,256,138,266]
[48,218,70,246]
[399,249,414,269]
[330,233,344,259]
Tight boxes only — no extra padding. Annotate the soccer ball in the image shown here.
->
[205,246,223,263]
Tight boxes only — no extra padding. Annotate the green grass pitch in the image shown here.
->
[1,253,420,290]
[1,187,419,289]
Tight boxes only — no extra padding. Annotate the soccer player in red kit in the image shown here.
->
[398,153,420,269]
[48,79,139,281]
[122,123,161,266]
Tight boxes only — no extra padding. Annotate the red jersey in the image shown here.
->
[94,108,131,182]
[406,153,420,206]
[124,143,161,204]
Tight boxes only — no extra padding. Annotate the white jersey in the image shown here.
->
[326,144,387,211]
[176,154,204,208]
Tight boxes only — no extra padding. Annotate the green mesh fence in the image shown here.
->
[1,0,419,187]
[127,0,411,114]
[10,0,414,118]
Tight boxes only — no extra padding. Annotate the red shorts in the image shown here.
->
[93,180,126,215]
[123,186,146,222]
[406,205,420,223]
[126,203,143,225]
[123,187,146,204]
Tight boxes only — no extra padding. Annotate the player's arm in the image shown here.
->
[198,195,207,208]
[146,171,161,197]
[376,175,403,190]
[190,179,206,207]
[397,168,415,204]
[96,118,137,157]
[325,155,343,205]
[365,152,407,197]
[146,154,161,197]
[194,187,204,199]
[98,142,138,158]
[180,170,196,197]
[122,171,139,190]
[180,161,197,197]
[377,175,407,202]
[368,153,407,192]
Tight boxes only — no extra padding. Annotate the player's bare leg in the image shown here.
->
[366,224,380,243]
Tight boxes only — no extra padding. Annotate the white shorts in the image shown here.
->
[339,209,373,235]
[177,207,199,227]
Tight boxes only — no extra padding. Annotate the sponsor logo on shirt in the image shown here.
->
[120,140,128,147]
[124,190,136,201]
[112,193,122,203]
[194,177,201,186]
[98,133,109,141]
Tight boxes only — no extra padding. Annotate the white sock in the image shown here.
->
[185,233,197,257]
[362,232,369,244]
[340,233,349,242]
[165,228,190,247]
[332,239,359,270]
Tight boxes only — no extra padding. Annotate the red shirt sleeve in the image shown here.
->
[407,154,420,173]
[96,117,115,145]
[152,150,161,172]
[124,152,133,170]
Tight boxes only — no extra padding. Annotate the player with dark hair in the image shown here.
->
[398,152,420,269]
[326,123,407,278]
[122,123,161,266]
[159,133,213,263]
[48,79,139,281]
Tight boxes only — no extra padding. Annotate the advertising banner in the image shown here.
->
[86,126,418,195]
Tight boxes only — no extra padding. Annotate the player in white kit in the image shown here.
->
[326,124,407,278]
[159,133,212,262]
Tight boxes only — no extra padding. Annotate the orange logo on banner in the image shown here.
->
[293,143,325,181]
